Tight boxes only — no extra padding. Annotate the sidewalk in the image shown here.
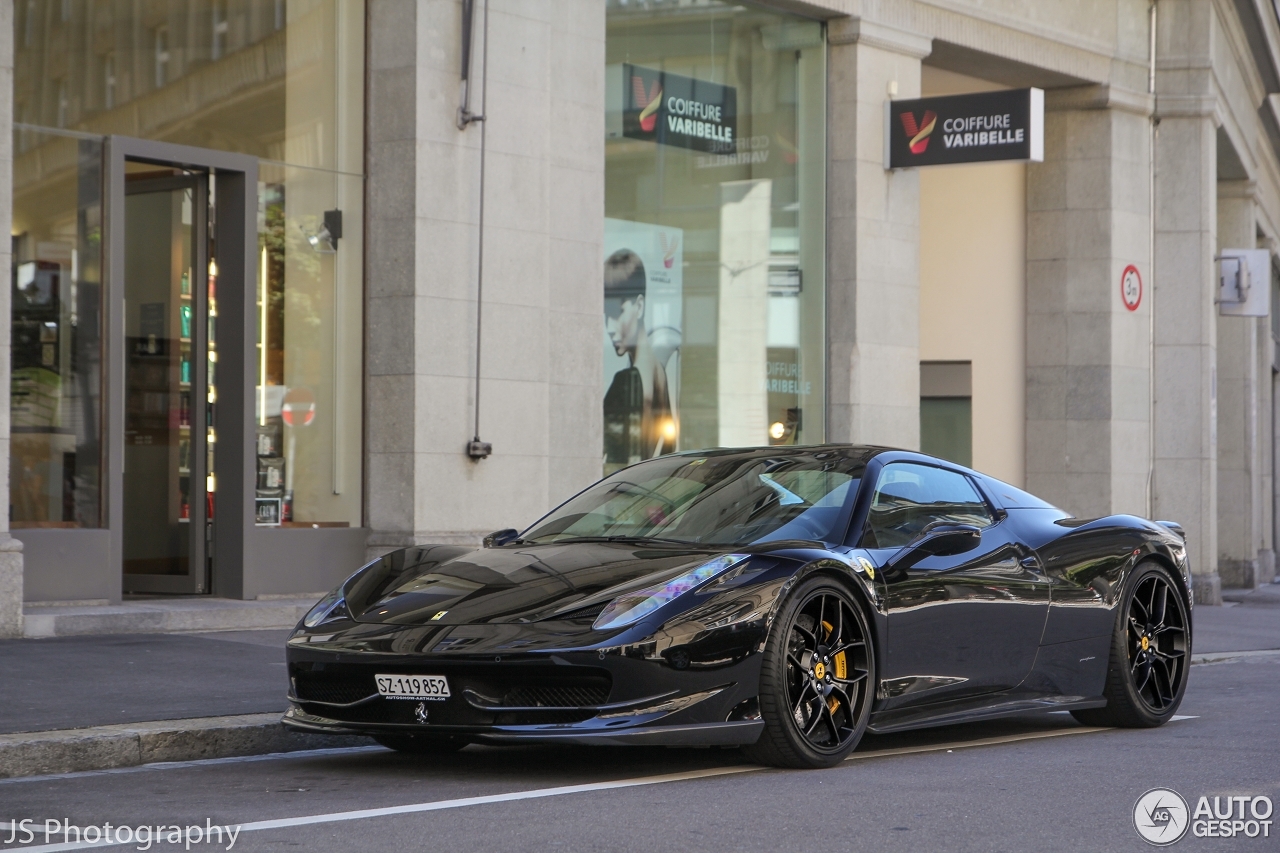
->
[0,628,370,778]
[1,594,1276,780]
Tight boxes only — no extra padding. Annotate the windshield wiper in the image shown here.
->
[540,535,698,547]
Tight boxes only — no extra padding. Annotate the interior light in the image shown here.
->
[769,421,787,440]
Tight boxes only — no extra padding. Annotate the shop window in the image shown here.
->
[14,1,366,532]
[11,130,104,528]
[254,165,363,528]
[604,2,826,473]
[920,361,973,468]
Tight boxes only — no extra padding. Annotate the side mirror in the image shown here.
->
[886,523,982,574]
[483,528,521,548]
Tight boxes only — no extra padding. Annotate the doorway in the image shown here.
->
[120,170,214,593]
[108,138,257,597]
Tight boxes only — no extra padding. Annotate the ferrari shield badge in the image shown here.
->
[415,702,429,724]
[857,557,876,580]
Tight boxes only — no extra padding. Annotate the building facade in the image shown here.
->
[2,0,1278,634]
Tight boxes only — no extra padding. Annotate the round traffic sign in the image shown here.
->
[1121,264,1142,311]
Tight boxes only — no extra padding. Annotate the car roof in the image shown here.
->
[667,445,1060,511]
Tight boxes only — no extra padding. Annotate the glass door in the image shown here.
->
[121,170,214,594]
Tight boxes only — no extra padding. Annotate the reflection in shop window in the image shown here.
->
[604,1,826,474]
[255,166,363,529]
[13,0,365,534]
[10,131,104,528]
[154,25,170,89]
[102,53,116,111]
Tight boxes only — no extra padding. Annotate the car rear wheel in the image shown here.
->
[374,733,470,755]
[745,577,876,768]
[1071,561,1189,728]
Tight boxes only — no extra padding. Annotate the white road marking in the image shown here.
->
[4,721,1160,852]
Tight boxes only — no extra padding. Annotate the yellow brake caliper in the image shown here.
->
[822,620,847,713]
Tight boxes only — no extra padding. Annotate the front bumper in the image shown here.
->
[284,635,766,747]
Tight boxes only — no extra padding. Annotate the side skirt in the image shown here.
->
[866,693,1107,735]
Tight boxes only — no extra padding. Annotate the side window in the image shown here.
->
[860,463,993,549]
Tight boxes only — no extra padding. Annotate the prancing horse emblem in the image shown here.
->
[414,702,429,724]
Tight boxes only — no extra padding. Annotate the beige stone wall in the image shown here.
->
[919,66,1027,487]
[364,0,604,553]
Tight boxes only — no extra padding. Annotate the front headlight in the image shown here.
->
[593,554,749,631]
[302,587,349,628]
[302,558,385,628]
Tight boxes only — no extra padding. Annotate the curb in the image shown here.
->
[22,600,317,638]
[0,714,371,780]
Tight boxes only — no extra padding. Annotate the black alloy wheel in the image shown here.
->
[1072,561,1189,728]
[374,733,470,755]
[746,577,875,768]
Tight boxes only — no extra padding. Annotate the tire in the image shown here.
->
[744,577,876,768]
[373,733,470,755]
[1071,561,1190,728]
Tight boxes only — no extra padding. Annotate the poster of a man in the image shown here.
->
[602,219,683,472]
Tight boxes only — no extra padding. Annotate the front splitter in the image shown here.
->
[283,707,763,747]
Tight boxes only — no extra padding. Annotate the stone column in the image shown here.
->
[363,0,423,556]
[0,0,22,638]
[1025,95,1153,519]
[825,19,931,448]
[1152,125,1219,602]
[1215,182,1264,589]
[1150,0,1220,603]
[364,0,604,556]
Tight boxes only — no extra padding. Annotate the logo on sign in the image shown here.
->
[899,110,937,154]
[632,76,662,132]
[659,232,679,269]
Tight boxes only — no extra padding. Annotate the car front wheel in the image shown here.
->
[745,577,876,768]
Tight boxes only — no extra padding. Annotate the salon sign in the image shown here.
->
[623,64,738,154]
[886,88,1044,168]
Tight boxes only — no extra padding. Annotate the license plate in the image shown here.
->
[375,674,451,701]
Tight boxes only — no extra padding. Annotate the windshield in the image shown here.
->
[523,450,865,546]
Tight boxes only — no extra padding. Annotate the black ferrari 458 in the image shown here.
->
[284,446,1192,768]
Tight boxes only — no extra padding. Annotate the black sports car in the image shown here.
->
[283,446,1192,768]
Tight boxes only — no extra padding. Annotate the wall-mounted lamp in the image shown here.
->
[304,209,343,253]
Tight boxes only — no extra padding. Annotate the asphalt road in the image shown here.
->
[2,653,1277,853]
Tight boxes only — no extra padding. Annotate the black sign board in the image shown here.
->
[886,88,1043,169]
[623,64,738,154]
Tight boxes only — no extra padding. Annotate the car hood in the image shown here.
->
[345,542,728,627]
